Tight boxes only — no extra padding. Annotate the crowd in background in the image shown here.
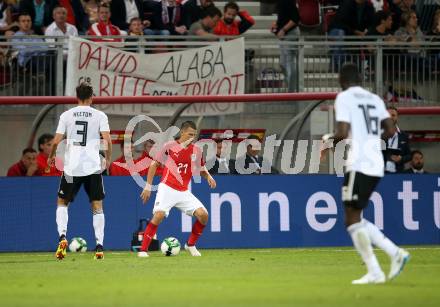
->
[1,0,437,176]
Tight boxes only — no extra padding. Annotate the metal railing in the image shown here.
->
[1,35,439,105]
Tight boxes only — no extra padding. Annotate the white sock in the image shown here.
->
[347,221,383,276]
[56,205,68,238]
[364,219,399,258]
[93,213,105,246]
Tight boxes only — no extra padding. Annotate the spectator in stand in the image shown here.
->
[328,0,375,71]
[82,0,99,24]
[388,0,416,33]
[428,9,440,65]
[368,10,394,37]
[18,0,57,35]
[188,4,221,37]
[273,0,300,93]
[145,0,187,36]
[36,133,62,176]
[88,3,123,42]
[213,1,254,36]
[136,139,163,177]
[12,13,48,71]
[110,0,149,32]
[236,135,277,175]
[128,16,143,35]
[7,148,41,176]
[57,0,89,34]
[45,6,78,56]
[384,106,411,173]
[395,10,424,55]
[403,150,428,174]
[181,0,214,30]
[0,0,18,35]
[109,141,138,176]
[208,139,236,175]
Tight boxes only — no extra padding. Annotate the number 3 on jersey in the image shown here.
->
[358,105,379,135]
[74,121,88,146]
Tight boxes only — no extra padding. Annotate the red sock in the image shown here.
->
[140,223,158,252]
[187,220,206,246]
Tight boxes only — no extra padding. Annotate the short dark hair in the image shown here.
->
[387,105,398,113]
[224,1,239,12]
[201,5,222,19]
[38,133,54,151]
[18,13,31,20]
[22,148,37,156]
[411,150,423,158]
[339,63,361,86]
[375,10,391,26]
[76,82,94,101]
[246,134,261,142]
[181,121,197,130]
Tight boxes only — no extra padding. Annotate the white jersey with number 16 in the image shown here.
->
[56,106,110,177]
[335,86,390,177]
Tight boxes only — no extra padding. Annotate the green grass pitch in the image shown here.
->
[1,247,439,307]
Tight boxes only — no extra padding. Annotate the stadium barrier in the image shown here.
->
[0,175,439,252]
[0,35,439,105]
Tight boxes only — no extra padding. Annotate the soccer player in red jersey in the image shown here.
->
[138,121,216,257]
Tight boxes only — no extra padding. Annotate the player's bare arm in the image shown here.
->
[140,160,160,204]
[47,133,64,168]
[101,131,113,169]
[321,121,350,160]
[200,166,216,189]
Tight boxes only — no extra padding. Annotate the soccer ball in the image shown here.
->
[161,237,181,256]
[69,237,87,252]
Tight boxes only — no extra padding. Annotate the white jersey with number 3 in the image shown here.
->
[335,86,390,177]
[56,105,110,177]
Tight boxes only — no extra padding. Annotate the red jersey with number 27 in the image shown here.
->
[157,141,205,191]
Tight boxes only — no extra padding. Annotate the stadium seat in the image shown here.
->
[298,0,321,27]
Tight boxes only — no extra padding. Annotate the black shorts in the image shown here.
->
[58,173,105,203]
[342,171,380,209]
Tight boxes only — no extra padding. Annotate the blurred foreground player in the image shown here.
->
[323,64,409,284]
[48,83,112,260]
[138,121,216,257]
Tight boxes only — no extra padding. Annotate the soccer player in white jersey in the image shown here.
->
[324,64,410,284]
[48,83,112,260]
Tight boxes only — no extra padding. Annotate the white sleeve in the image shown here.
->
[55,114,66,134]
[100,113,110,132]
[334,94,351,123]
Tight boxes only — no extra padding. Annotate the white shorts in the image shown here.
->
[153,183,206,217]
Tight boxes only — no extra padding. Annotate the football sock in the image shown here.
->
[141,222,158,252]
[347,221,382,275]
[93,213,105,246]
[187,220,206,246]
[364,219,399,258]
[56,205,68,239]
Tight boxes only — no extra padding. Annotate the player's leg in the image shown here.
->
[91,200,105,259]
[138,211,166,257]
[138,183,173,257]
[358,176,410,280]
[176,192,208,256]
[343,171,385,284]
[84,174,106,260]
[55,174,80,260]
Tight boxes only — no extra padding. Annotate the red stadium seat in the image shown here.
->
[298,0,321,27]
